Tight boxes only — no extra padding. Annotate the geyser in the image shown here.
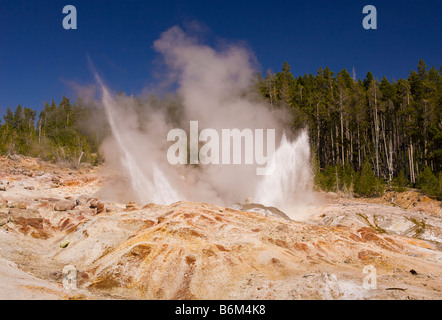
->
[95,72,180,205]
[95,25,315,220]
[254,130,314,219]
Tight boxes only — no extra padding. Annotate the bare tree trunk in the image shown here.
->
[350,129,353,164]
[381,115,393,183]
[335,125,340,162]
[335,166,339,191]
[423,101,428,165]
[316,101,320,161]
[393,116,402,172]
[38,122,41,144]
[415,153,419,182]
[374,90,380,177]
[357,125,361,169]
[409,140,416,184]
[389,135,394,181]
[340,91,345,164]
[77,151,84,165]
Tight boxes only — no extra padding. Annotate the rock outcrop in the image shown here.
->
[54,200,76,212]
[0,156,440,300]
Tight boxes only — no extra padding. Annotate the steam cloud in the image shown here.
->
[94,25,314,220]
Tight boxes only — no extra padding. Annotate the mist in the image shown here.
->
[93,25,314,220]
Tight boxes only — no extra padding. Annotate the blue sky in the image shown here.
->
[0,0,441,116]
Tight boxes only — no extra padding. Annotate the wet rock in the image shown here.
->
[54,200,76,211]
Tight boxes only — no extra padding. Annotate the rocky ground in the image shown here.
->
[0,155,440,300]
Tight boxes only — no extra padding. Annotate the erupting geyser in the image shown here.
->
[94,25,316,220]
[95,72,180,205]
[254,130,314,220]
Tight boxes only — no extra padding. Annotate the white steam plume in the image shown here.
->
[95,25,314,219]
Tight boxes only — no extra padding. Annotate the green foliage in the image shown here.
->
[316,160,382,197]
[0,97,101,166]
[393,170,408,192]
[440,172,442,199]
[311,149,323,191]
[0,58,440,201]
[316,165,337,192]
[314,161,356,195]
[354,160,384,197]
[418,166,441,199]
[356,213,387,233]
[341,161,356,194]
[257,59,441,198]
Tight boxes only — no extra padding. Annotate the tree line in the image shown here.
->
[256,59,441,198]
[0,97,101,166]
[0,59,440,198]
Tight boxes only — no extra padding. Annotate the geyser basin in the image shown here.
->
[95,25,315,220]
[254,130,316,220]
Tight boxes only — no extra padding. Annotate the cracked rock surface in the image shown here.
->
[0,156,440,300]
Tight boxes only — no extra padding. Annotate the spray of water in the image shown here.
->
[95,72,180,205]
[254,130,314,220]
[89,25,316,219]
